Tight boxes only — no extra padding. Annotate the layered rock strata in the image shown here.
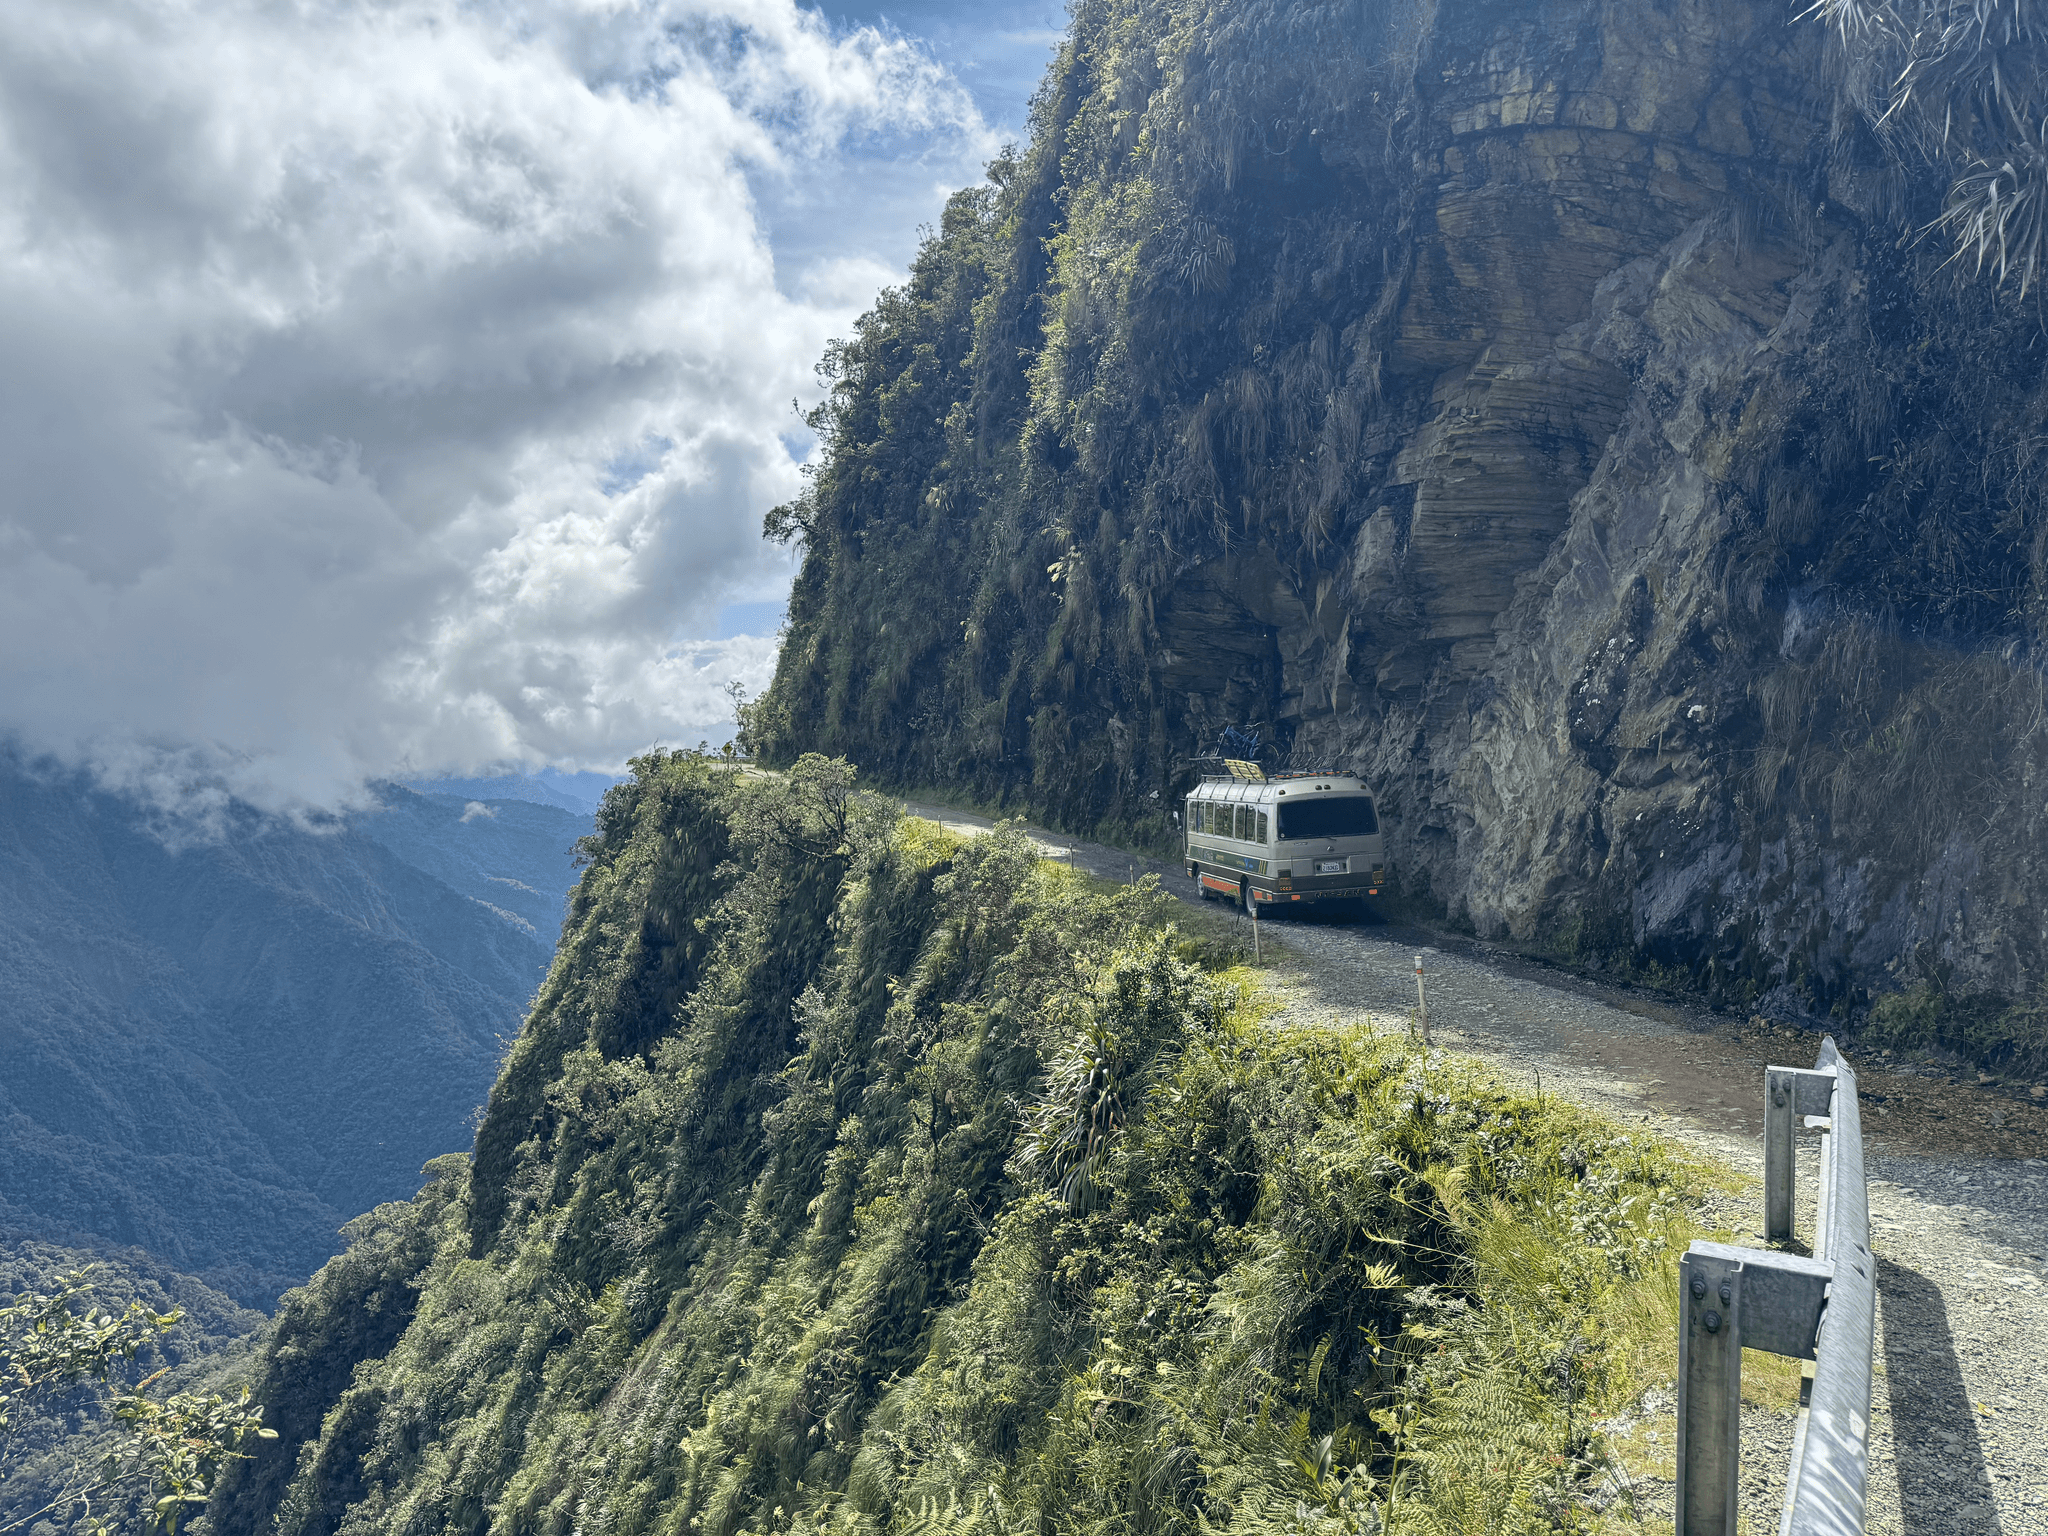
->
[762,0,2048,1023]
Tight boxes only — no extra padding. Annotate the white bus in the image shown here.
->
[1184,764,1387,914]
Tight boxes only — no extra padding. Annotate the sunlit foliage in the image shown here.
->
[220,752,1699,1535]
[0,1270,273,1533]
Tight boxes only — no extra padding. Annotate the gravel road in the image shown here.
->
[904,800,2048,1535]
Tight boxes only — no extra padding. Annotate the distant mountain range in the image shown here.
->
[0,763,590,1305]
[403,768,618,817]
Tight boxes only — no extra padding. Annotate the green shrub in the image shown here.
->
[1865,980,2048,1074]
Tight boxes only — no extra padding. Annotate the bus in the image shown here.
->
[1184,762,1387,914]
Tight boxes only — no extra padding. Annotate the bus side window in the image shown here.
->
[1234,806,1250,841]
[1195,802,1208,834]
[1257,811,1269,843]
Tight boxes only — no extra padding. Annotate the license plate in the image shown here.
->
[1314,859,1345,875]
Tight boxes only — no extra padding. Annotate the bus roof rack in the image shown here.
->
[1187,756,1267,781]
[1267,768,1357,781]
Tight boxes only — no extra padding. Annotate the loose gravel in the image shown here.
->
[906,801,2048,1535]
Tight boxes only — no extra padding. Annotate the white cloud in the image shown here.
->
[0,0,991,814]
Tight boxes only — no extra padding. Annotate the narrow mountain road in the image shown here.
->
[903,800,2048,1535]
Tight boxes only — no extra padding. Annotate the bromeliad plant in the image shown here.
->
[1019,1018,1127,1212]
[1807,0,2048,294]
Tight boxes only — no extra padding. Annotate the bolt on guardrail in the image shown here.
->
[1676,1036,1874,1536]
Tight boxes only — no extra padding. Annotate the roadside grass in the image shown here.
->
[901,806,1297,975]
[994,826,1829,1526]
[1577,1156,1807,1530]
[928,816,1781,1529]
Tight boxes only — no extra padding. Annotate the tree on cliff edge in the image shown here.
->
[0,1269,273,1534]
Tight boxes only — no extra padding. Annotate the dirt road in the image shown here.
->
[903,799,2048,1534]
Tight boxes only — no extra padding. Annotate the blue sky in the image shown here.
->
[826,2,1065,127]
[744,1,1063,300]
[0,0,1066,812]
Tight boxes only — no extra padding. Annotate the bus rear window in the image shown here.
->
[1278,796,1378,839]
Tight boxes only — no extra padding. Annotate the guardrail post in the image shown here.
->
[1765,1065,1838,1242]
[1677,1246,1745,1533]
[1413,954,1430,1047]
[1676,1039,1871,1536]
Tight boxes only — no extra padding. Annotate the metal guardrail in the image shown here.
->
[1676,1036,1875,1535]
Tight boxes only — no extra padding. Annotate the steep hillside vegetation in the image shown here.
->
[210,752,1700,1536]
[0,763,586,1304]
[753,0,2048,1061]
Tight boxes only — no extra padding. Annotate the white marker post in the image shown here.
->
[1414,954,1431,1048]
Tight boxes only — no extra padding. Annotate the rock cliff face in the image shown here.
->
[760,0,2048,1039]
